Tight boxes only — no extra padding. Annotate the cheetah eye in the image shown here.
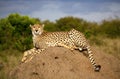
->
[32,26,35,28]
[38,26,41,28]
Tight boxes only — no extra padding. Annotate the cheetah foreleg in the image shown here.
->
[21,48,44,63]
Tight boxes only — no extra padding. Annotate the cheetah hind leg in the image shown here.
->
[79,47,87,52]
[58,43,76,50]
[78,47,89,57]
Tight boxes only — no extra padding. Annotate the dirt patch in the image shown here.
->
[10,47,120,79]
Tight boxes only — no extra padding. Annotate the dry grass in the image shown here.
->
[0,50,22,79]
[91,37,120,59]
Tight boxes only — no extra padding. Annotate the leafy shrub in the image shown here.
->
[100,18,120,38]
[0,13,40,51]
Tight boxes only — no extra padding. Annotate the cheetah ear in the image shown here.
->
[30,24,32,28]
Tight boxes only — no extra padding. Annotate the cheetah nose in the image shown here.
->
[35,30,38,32]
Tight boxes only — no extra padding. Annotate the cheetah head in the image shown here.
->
[30,24,44,36]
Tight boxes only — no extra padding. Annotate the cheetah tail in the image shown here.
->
[87,46,101,72]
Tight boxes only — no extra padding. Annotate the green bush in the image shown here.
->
[55,16,86,31]
[100,18,120,38]
[0,13,40,52]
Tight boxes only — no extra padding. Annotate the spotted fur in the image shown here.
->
[68,29,101,71]
[22,24,101,72]
[21,48,44,63]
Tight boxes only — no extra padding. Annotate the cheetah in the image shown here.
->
[22,24,101,72]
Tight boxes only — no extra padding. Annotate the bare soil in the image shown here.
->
[10,47,120,79]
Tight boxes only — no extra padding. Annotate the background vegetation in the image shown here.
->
[0,13,120,51]
[0,13,120,79]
